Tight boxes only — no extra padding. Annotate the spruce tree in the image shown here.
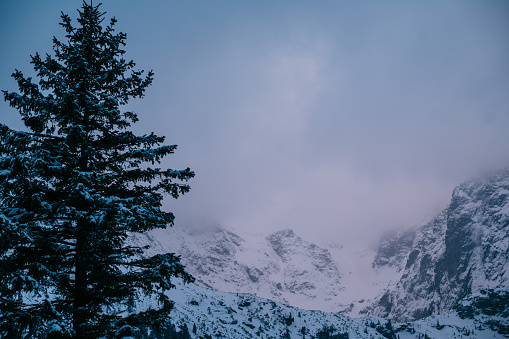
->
[0,2,194,338]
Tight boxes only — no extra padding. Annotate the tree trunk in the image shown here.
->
[74,223,88,338]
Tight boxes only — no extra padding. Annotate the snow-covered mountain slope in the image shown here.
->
[166,279,378,339]
[132,169,509,328]
[130,224,406,317]
[363,169,509,322]
[325,240,403,317]
[161,279,508,338]
[131,227,348,313]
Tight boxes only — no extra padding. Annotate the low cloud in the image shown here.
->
[2,0,509,245]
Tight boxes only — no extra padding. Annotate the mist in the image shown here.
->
[2,0,509,244]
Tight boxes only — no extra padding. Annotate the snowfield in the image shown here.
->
[162,279,508,338]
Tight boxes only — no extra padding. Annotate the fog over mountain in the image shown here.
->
[129,170,509,337]
[2,1,509,243]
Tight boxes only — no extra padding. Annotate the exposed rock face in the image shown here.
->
[372,228,417,271]
[363,211,448,320]
[363,169,509,322]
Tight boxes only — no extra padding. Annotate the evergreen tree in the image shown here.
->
[0,2,194,338]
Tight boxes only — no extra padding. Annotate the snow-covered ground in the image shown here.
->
[163,279,508,339]
[327,241,403,317]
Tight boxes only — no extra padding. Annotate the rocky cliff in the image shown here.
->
[363,169,509,322]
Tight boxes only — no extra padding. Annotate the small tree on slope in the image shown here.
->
[0,2,194,338]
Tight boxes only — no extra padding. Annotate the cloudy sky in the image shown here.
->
[1,1,509,244]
